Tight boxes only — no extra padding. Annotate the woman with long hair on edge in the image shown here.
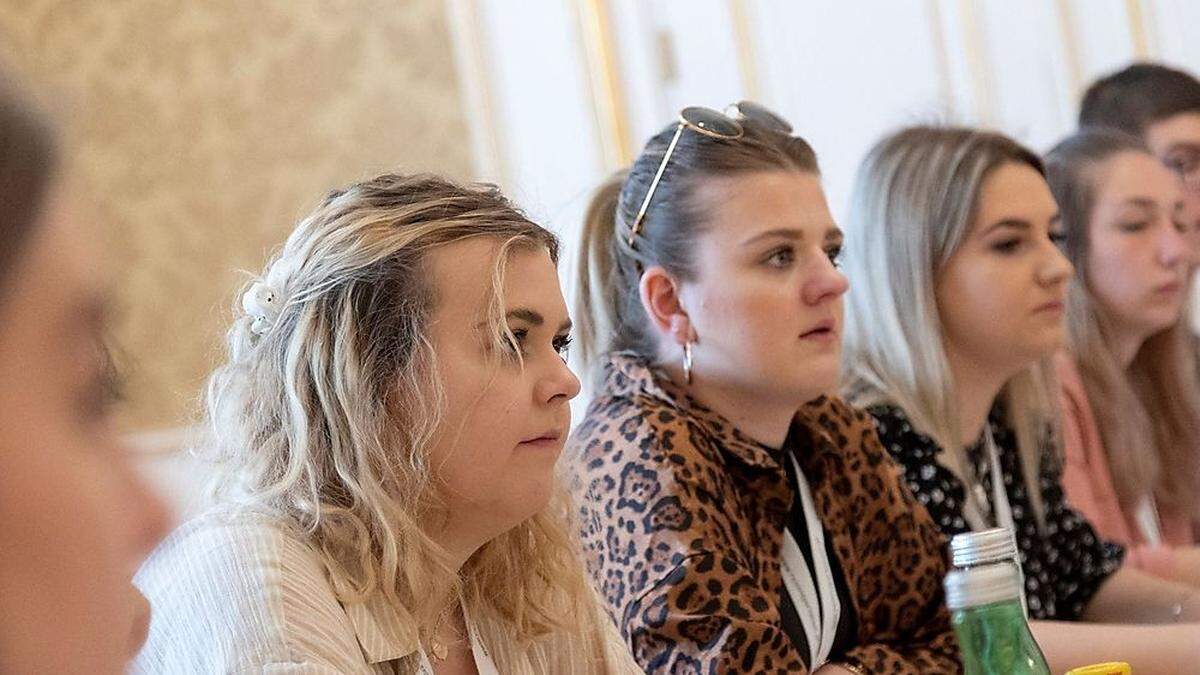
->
[1046,129,1200,587]
[134,174,641,674]
[568,103,960,674]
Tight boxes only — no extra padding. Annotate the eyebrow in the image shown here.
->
[983,218,1031,235]
[740,227,843,247]
[505,308,573,333]
[1121,197,1158,210]
[1165,141,1200,155]
[982,213,1063,235]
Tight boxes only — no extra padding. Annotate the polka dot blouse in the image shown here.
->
[868,403,1124,621]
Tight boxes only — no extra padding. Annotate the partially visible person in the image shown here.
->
[1045,128,1200,587]
[570,104,960,673]
[0,69,170,673]
[1080,62,1200,329]
[842,125,1200,674]
[134,174,639,673]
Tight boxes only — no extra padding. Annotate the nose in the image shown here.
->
[1159,220,1191,269]
[802,249,850,306]
[538,353,582,405]
[1037,239,1075,286]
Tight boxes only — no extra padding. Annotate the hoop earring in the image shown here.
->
[683,341,694,385]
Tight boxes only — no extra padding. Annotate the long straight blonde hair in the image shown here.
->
[841,126,1057,526]
[1045,129,1200,520]
[202,173,634,673]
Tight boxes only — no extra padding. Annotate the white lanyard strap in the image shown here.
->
[984,426,1014,534]
[779,452,841,669]
[1135,495,1164,546]
[983,426,1028,617]
[962,425,1016,532]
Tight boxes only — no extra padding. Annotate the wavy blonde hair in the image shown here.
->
[841,126,1057,528]
[1045,129,1200,520]
[202,173,633,673]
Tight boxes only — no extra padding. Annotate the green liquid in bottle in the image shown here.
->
[952,598,1050,675]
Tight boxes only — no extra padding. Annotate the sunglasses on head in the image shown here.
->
[627,101,792,247]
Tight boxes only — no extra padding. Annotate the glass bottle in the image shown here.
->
[945,561,1050,675]
[950,527,1027,616]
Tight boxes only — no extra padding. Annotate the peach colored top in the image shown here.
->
[1055,353,1193,579]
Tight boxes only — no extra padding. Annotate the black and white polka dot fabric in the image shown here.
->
[868,403,1125,621]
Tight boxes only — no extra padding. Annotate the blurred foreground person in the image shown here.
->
[0,68,169,673]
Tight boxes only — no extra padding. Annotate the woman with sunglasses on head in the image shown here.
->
[842,125,1200,674]
[0,68,170,673]
[569,103,960,674]
[1045,129,1200,588]
[133,174,640,673]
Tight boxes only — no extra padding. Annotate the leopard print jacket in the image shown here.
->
[567,354,962,674]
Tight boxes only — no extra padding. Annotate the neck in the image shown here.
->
[944,348,1011,447]
[430,520,489,575]
[1108,322,1148,369]
[668,363,797,448]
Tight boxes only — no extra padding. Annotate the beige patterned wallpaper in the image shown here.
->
[0,1,472,431]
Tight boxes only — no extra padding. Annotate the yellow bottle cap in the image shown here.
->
[1065,663,1131,675]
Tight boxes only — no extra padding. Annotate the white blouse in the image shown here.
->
[131,508,498,674]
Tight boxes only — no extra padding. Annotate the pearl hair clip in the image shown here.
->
[241,281,282,336]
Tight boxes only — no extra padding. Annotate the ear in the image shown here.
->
[638,265,693,347]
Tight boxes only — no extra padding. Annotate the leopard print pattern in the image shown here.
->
[567,354,961,674]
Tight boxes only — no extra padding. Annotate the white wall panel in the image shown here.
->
[473,0,604,236]
[750,0,950,217]
[1146,0,1200,71]
[1063,0,1138,88]
[973,0,1075,150]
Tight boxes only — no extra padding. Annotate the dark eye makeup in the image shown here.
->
[504,326,572,359]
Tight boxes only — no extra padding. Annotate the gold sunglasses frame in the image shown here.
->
[627,106,744,247]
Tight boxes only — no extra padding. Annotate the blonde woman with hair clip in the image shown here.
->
[133,174,641,674]
[1045,128,1200,587]
[841,125,1200,674]
[569,103,960,674]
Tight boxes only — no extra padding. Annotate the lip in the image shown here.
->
[800,318,838,342]
[1033,300,1064,314]
[1155,280,1184,295]
[518,429,564,449]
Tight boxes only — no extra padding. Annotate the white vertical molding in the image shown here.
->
[926,0,958,120]
[651,0,745,111]
[444,0,510,187]
[728,0,761,102]
[577,0,634,169]
[957,0,996,126]
[607,0,670,145]
[1048,0,1085,130]
[1051,0,1084,101]
[934,0,995,126]
[1124,0,1153,58]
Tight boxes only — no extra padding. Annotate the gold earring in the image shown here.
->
[683,341,693,385]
